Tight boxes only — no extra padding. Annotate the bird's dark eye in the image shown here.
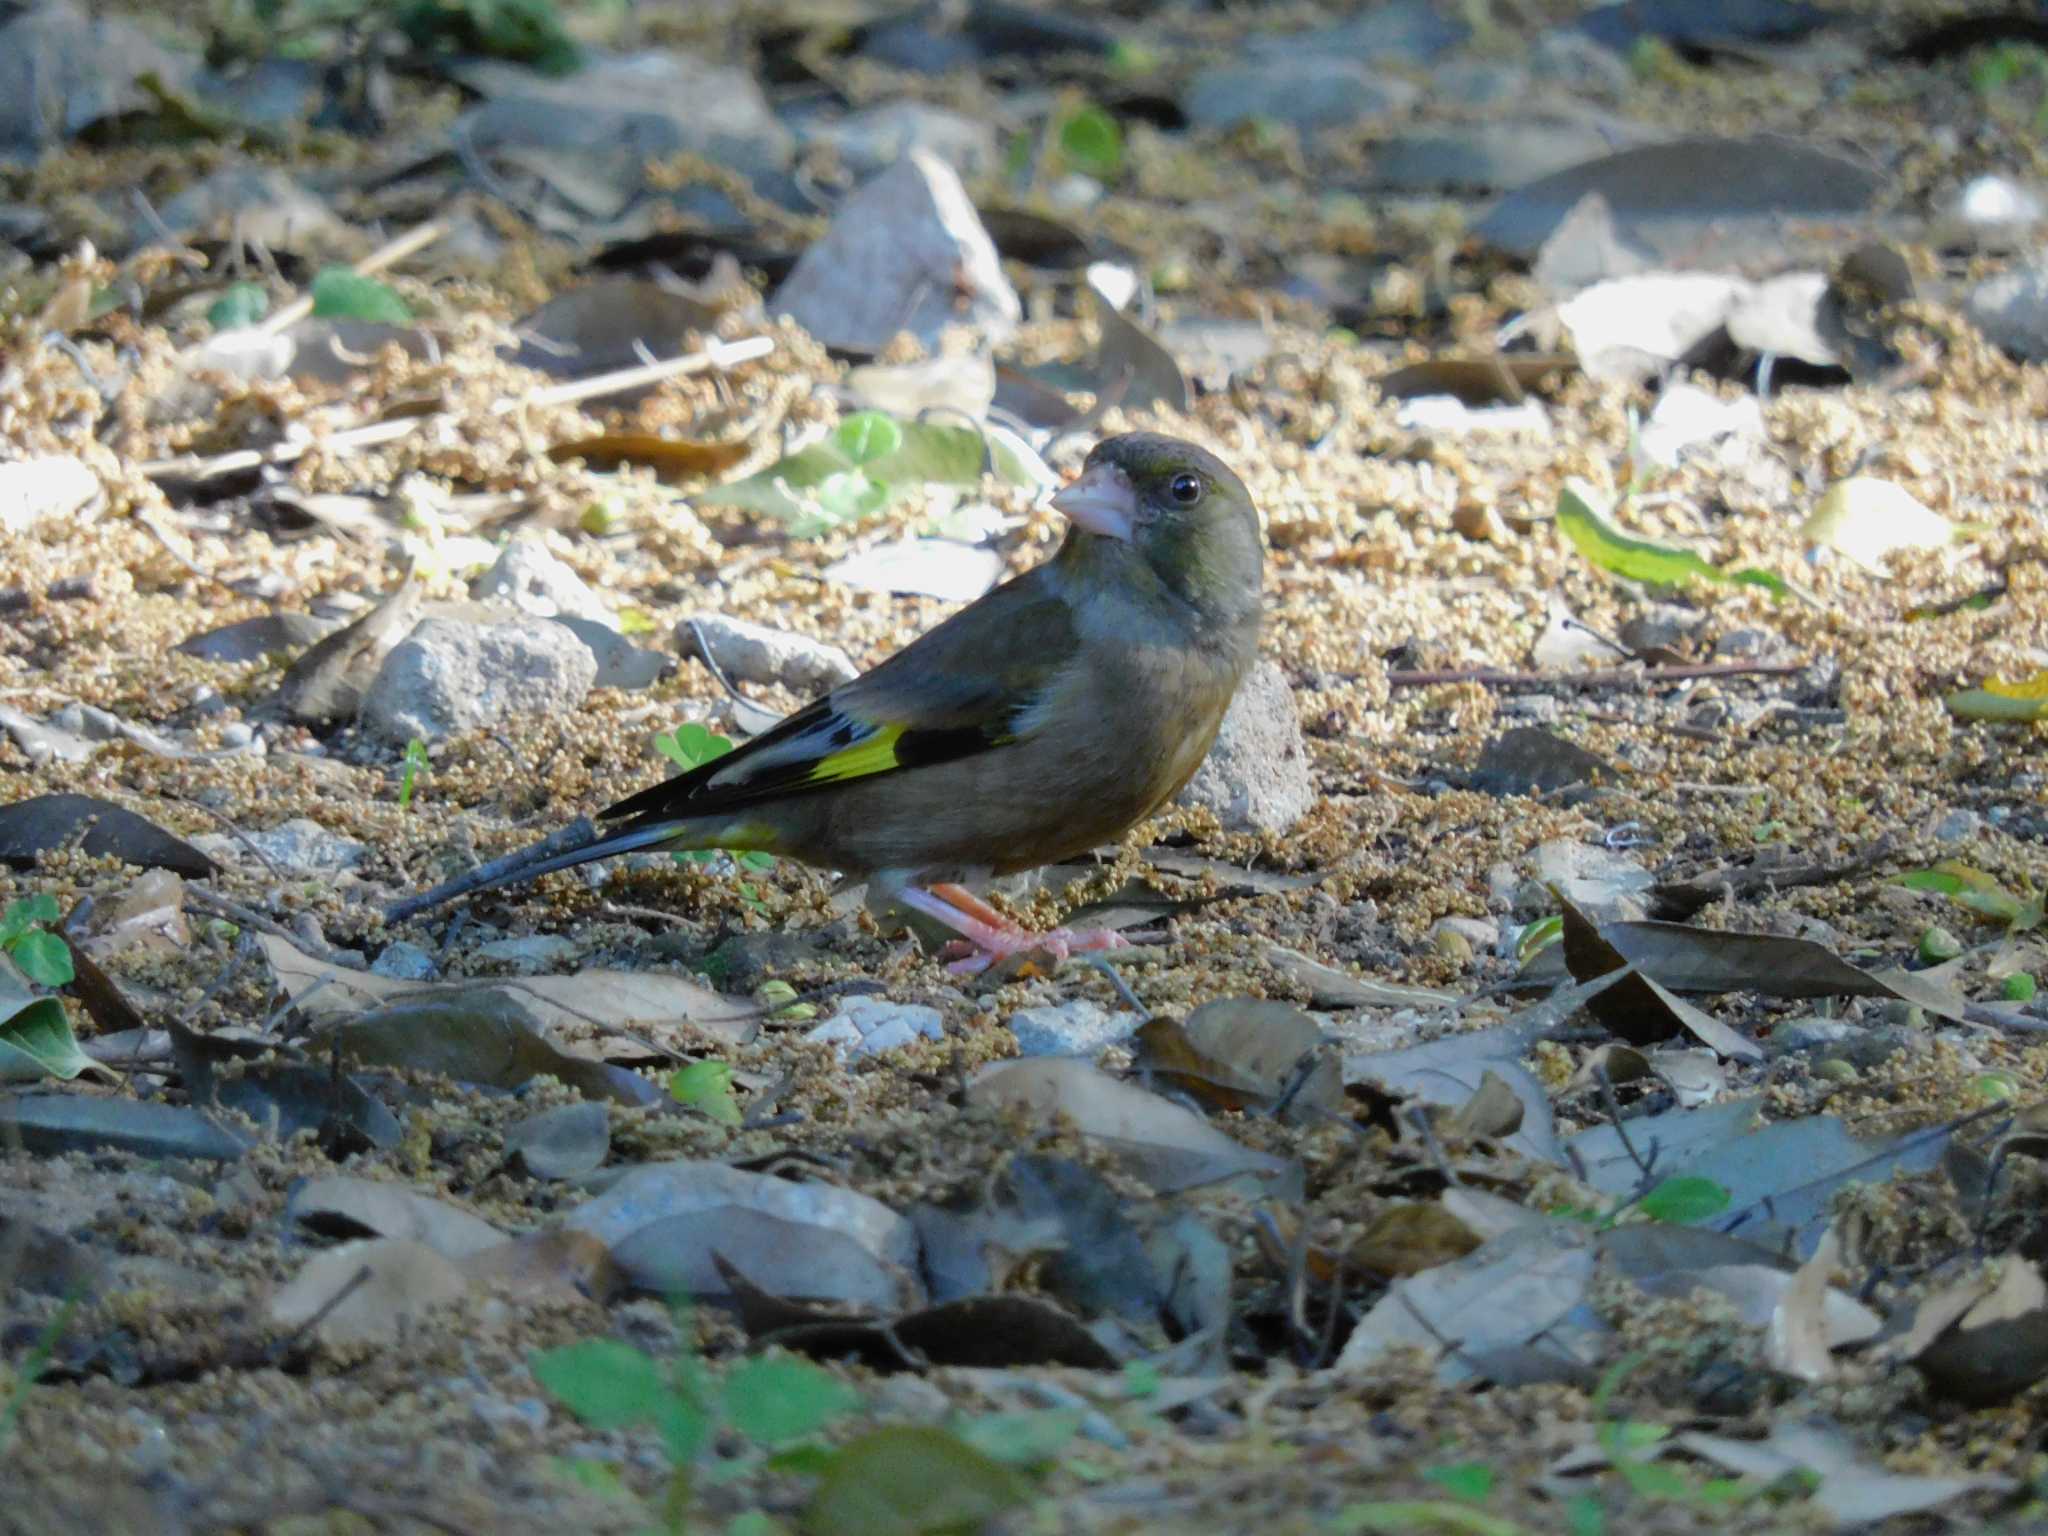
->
[1168,472,1203,505]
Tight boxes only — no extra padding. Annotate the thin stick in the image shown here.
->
[142,335,775,483]
[1387,660,1805,690]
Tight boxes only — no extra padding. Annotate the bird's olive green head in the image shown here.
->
[1050,433,1264,630]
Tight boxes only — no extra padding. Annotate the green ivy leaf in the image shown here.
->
[1557,481,1786,598]
[721,1356,858,1445]
[9,931,73,988]
[310,267,413,325]
[530,1339,671,1429]
[669,1060,742,1126]
[1634,1176,1730,1225]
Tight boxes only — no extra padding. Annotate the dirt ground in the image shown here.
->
[4,1,2048,1532]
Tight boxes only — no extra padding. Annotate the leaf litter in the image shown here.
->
[4,2,2048,1532]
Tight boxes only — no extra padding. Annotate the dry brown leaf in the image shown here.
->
[1766,1225,1841,1382]
[268,1238,470,1348]
[1347,1201,1484,1279]
[546,432,753,479]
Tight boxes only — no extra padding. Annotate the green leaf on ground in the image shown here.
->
[0,990,94,1082]
[1056,102,1123,180]
[1894,861,2043,930]
[531,1339,672,1429]
[1557,481,1786,598]
[8,930,73,987]
[801,1427,1030,1536]
[703,417,1037,538]
[1946,669,2048,722]
[310,268,412,325]
[721,1356,859,1445]
[669,1060,742,1126]
[208,282,269,330]
[1634,1176,1731,1224]
[1333,1500,1523,1534]
[1422,1462,1496,1503]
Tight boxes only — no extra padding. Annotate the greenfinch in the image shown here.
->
[391,432,1266,971]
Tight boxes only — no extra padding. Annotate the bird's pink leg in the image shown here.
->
[899,883,1131,976]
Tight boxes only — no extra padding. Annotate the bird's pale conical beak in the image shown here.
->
[1050,462,1138,541]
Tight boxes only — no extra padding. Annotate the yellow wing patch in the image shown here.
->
[806,723,905,784]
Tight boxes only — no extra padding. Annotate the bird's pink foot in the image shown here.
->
[895,884,1130,977]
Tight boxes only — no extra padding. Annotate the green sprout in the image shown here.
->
[0,894,73,988]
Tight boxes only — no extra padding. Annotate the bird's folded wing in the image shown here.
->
[598,582,1079,827]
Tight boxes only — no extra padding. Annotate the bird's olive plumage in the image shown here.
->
[393,433,1266,919]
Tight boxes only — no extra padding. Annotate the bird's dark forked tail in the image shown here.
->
[384,816,615,923]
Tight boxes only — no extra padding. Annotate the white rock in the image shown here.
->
[371,941,439,981]
[677,613,857,696]
[772,148,1019,353]
[363,617,597,743]
[1530,840,1653,922]
[804,101,997,179]
[1007,999,1141,1057]
[0,457,99,533]
[236,817,367,875]
[1177,660,1313,835]
[472,536,609,623]
[806,996,945,1060]
[1968,262,2048,360]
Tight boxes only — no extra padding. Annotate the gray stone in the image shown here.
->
[1618,603,1707,654]
[1499,694,1562,726]
[0,457,98,533]
[1007,999,1141,1057]
[677,613,857,696]
[0,704,95,763]
[1184,59,1418,133]
[1932,808,1984,845]
[1967,262,2048,361]
[806,996,945,1060]
[475,934,581,973]
[1367,119,1643,193]
[472,535,608,623]
[206,817,367,876]
[455,51,792,183]
[1768,1017,1907,1069]
[804,101,997,179]
[1177,661,1313,835]
[0,3,197,153]
[370,941,439,981]
[772,149,1020,353]
[1712,627,1783,660]
[150,165,343,249]
[1530,30,1632,91]
[363,616,598,743]
[1275,2,1469,63]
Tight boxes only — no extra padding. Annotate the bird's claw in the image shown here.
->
[942,925,1131,977]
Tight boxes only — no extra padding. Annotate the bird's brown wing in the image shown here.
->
[597,572,1081,830]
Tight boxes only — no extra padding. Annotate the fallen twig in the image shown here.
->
[0,575,94,615]
[141,335,776,485]
[1386,660,1806,691]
